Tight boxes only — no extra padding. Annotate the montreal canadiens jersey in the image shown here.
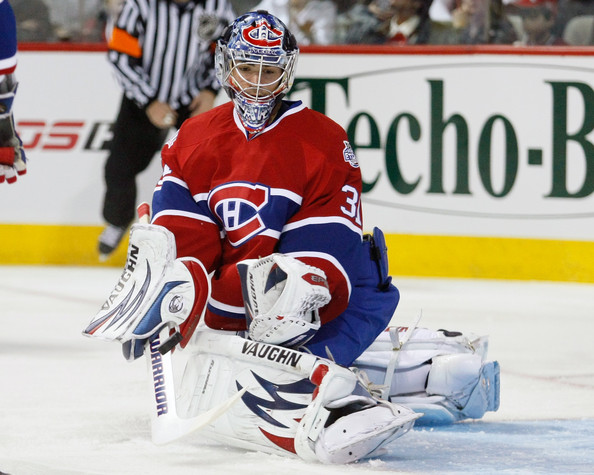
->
[152,100,364,331]
[0,0,18,76]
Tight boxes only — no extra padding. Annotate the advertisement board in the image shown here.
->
[1,46,593,281]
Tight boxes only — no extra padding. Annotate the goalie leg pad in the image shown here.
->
[295,362,419,464]
[175,331,419,464]
[313,398,419,464]
[458,359,500,419]
[425,353,500,420]
[352,327,500,423]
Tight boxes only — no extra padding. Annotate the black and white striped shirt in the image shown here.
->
[108,0,235,109]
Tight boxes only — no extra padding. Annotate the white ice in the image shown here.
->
[1,266,593,474]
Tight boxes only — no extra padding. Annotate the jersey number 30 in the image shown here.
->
[341,185,362,226]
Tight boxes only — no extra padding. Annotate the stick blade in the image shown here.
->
[151,386,248,445]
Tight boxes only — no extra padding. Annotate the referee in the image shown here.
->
[99,0,235,260]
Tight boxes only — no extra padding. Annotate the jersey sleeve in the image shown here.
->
[0,0,17,75]
[277,135,363,325]
[151,131,222,273]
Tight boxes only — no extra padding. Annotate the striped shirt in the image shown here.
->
[108,0,235,109]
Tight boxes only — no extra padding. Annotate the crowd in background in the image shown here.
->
[9,0,594,46]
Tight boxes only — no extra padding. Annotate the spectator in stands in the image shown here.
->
[44,0,105,42]
[11,0,56,42]
[337,0,460,45]
[553,0,594,38]
[335,0,372,43]
[230,0,260,15]
[509,0,566,45]
[454,0,518,43]
[253,0,338,45]
[429,0,456,22]
[335,0,358,15]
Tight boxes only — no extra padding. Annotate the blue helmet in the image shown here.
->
[216,11,299,132]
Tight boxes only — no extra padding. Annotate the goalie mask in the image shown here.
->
[216,11,298,133]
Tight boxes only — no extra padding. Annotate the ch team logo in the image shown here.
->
[208,182,270,246]
[241,18,283,48]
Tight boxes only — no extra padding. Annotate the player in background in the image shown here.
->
[0,0,27,184]
[97,0,236,261]
[84,11,499,464]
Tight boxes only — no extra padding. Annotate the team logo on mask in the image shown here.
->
[208,182,270,246]
[241,19,283,48]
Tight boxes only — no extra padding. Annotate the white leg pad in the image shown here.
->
[352,327,500,424]
[174,330,420,463]
[427,354,483,402]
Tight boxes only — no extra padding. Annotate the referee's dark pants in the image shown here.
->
[102,95,187,227]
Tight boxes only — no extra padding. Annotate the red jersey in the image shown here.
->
[152,100,363,331]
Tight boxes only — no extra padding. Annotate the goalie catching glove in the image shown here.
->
[83,223,210,360]
[237,254,331,348]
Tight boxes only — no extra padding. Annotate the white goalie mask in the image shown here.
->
[215,11,298,133]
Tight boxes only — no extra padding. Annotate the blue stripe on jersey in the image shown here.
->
[0,1,17,65]
[153,175,216,224]
[278,221,362,285]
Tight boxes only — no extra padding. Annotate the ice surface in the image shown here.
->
[1,266,593,474]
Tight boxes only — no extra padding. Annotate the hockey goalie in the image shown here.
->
[83,11,499,464]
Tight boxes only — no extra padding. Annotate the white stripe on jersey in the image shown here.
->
[193,187,302,206]
[161,175,189,189]
[208,297,244,315]
[152,209,216,225]
[282,216,363,238]
[270,187,302,205]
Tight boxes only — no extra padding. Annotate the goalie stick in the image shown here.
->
[136,203,247,445]
[146,328,247,445]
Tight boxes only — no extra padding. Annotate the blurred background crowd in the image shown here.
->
[10,0,594,46]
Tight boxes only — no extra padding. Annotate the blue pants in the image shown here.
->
[304,230,399,366]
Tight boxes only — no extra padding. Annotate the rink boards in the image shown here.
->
[0,46,593,282]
